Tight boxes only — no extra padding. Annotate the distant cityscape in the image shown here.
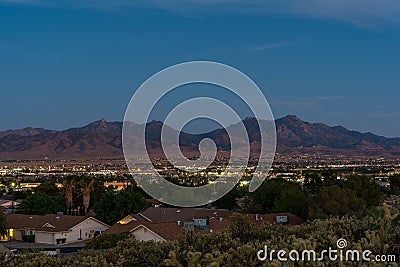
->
[0,156,397,190]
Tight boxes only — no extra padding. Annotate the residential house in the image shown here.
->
[105,207,303,241]
[4,214,109,245]
[106,208,231,241]
[0,200,20,209]
[107,221,183,242]
[0,200,20,215]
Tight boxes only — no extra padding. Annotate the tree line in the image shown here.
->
[2,172,393,226]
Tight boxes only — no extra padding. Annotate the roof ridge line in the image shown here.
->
[138,213,152,222]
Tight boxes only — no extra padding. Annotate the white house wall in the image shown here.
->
[11,230,23,241]
[131,227,164,242]
[68,218,108,242]
[6,217,109,245]
[35,232,54,244]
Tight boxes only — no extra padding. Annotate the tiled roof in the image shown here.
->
[104,208,304,241]
[122,214,150,223]
[105,220,143,235]
[6,214,105,232]
[192,209,233,220]
[138,207,197,223]
[146,199,162,206]
[138,207,233,223]
[106,220,184,241]
[201,216,230,233]
[134,222,184,241]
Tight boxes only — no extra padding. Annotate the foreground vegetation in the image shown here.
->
[2,204,399,267]
[1,173,399,265]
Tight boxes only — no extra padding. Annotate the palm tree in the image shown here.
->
[63,179,75,215]
[81,178,94,215]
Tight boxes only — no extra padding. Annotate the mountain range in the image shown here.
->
[0,115,399,160]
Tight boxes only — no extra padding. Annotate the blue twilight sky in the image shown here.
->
[0,0,399,136]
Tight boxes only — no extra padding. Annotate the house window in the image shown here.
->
[183,222,194,233]
[276,216,289,226]
[194,219,208,230]
[94,230,104,237]
[56,238,67,245]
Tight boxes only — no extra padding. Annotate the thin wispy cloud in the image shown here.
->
[314,96,344,101]
[251,41,299,52]
[86,0,400,22]
[0,0,42,5]
[251,33,314,52]
[1,0,399,27]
